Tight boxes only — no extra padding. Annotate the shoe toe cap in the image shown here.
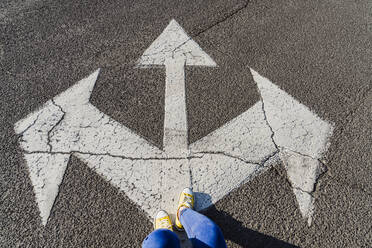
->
[182,187,193,195]
[156,210,169,219]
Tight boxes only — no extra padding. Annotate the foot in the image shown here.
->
[175,187,194,230]
[154,210,173,231]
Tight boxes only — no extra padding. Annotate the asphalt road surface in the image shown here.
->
[1,0,371,247]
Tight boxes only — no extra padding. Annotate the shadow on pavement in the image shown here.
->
[196,192,299,248]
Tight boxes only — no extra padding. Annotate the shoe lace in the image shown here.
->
[183,194,193,205]
[158,218,172,230]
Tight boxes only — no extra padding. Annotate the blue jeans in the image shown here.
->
[142,208,226,248]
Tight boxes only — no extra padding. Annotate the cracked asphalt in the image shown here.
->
[1,0,371,247]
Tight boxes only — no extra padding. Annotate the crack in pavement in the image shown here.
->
[254,81,329,198]
[278,146,326,165]
[139,0,250,66]
[16,111,42,137]
[47,99,66,152]
[274,151,327,198]
[191,0,250,38]
[21,149,278,169]
[292,186,314,196]
[23,150,203,161]
[193,150,279,167]
[258,96,280,151]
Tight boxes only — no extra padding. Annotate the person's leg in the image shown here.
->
[143,210,181,248]
[180,208,227,248]
[142,229,181,248]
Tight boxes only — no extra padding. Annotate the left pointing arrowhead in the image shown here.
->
[14,70,100,225]
[23,153,70,226]
[15,69,100,153]
[138,19,216,67]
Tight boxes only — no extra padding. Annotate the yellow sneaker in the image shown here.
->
[175,187,194,230]
[154,210,173,231]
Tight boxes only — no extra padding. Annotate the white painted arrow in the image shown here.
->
[136,20,333,225]
[15,20,333,227]
[138,19,216,157]
[251,69,333,225]
[14,69,262,224]
[15,70,165,225]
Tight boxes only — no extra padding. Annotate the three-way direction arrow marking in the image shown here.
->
[15,20,333,227]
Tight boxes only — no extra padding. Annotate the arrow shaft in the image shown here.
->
[163,58,188,156]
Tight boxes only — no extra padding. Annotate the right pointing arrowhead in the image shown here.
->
[280,149,325,226]
[138,19,216,67]
[250,68,333,159]
[250,68,333,225]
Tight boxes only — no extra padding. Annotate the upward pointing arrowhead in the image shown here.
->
[138,19,216,67]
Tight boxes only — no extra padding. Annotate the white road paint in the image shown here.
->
[15,70,166,224]
[190,154,274,211]
[251,69,333,159]
[15,20,333,227]
[138,19,216,157]
[190,102,277,164]
[251,69,333,225]
[138,19,216,67]
[162,58,189,156]
[21,153,69,225]
[280,149,325,226]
